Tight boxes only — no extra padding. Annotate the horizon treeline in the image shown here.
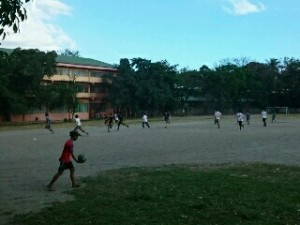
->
[1,48,299,121]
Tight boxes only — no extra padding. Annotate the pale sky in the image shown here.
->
[1,0,299,69]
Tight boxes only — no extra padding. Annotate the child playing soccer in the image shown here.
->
[47,130,82,191]
[74,114,89,135]
[45,112,54,133]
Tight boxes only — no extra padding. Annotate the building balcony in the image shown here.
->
[77,92,106,100]
[43,75,111,84]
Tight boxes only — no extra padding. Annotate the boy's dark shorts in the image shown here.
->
[58,161,74,172]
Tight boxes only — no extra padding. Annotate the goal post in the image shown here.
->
[266,107,289,115]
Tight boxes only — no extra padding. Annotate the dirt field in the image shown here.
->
[0,115,299,224]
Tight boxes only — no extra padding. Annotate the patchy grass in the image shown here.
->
[9,164,300,225]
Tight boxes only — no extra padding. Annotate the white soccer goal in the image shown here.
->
[266,107,289,115]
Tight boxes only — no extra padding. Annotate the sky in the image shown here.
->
[1,0,300,70]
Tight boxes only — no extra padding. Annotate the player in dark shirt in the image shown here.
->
[116,113,129,130]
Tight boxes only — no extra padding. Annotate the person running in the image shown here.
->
[261,110,267,127]
[103,114,108,126]
[73,114,88,135]
[105,113,114,132]
[214,110,222,128]
[45,112,54,133]
[114,113,119,124]
[236,110,245,131]
[142,113,150,128]
[47,130,82,191]
[272,111,276,123]
[246,111,251,125]
[163,112,171,128]
[116,113,129,130]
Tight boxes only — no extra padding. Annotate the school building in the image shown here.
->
[1,49,118,122]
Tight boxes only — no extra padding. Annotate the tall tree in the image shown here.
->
[58,49,80,57]
[106,58,178,116]
[281,58,300,107]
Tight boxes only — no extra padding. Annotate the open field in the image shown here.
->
[0,115,299,224]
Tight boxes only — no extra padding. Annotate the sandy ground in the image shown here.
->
[0,116,299,224]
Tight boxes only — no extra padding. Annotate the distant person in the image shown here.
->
[272,111,276,123]
[103,114,108,126]
[261,110,267,127]
[105,113,114,132]
[236,110,245,131]
[47,131,82,191]
[74,114,89,135]
[163,112,171,128]
[116,113,129,130]
[246,111,251,125]
[114,113,119,124]
[142,113,150,128]
[214,110,222,128]
[45,112,54,133]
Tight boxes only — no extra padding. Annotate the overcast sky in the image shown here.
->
[1,0,299,69]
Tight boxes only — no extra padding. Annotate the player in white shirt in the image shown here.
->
[142,113,150,128]
[214,110,222,128]
[261,110,267,127]
[236,110,245,131]
[74,114,89,135]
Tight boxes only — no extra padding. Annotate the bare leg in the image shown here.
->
[47,171,63,191]
[70,168,79,188]
[79,126,88,135]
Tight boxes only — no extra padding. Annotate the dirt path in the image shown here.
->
[1,117,299,224]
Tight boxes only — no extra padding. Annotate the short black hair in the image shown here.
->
[69,130,80,137]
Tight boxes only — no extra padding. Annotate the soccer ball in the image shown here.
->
[78,154,87,163]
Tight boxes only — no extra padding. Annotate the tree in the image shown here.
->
[281,58,300,108]
[106,58,178,116]
[58,49,80,57]
[56,82,79,120]
[0,51,11,120]
[0,0,32,41]
[0,48,57,121]
[177,69,203,113]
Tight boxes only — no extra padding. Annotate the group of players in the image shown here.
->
[44,111,172,136]
[104,113,129,132]
[103,111,171,132]
[214,109,274,130]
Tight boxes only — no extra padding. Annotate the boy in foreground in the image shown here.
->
[47,131,82,191]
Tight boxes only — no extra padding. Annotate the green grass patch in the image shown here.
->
[9,164,300,225]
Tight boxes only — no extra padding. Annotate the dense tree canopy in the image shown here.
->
[0,48,57,121]
[107,57,300,115]
[105,58,178,116]
[58,49,80,57]
[1,47,300,121]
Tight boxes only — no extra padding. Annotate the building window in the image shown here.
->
[77,84,89,93]
[90,84,107,93]
[90,71,106,78]
[76,103,89,112]
[69,69,89,77]
[56,68,69,75]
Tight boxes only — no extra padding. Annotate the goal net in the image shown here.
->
[266,107,289,115]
